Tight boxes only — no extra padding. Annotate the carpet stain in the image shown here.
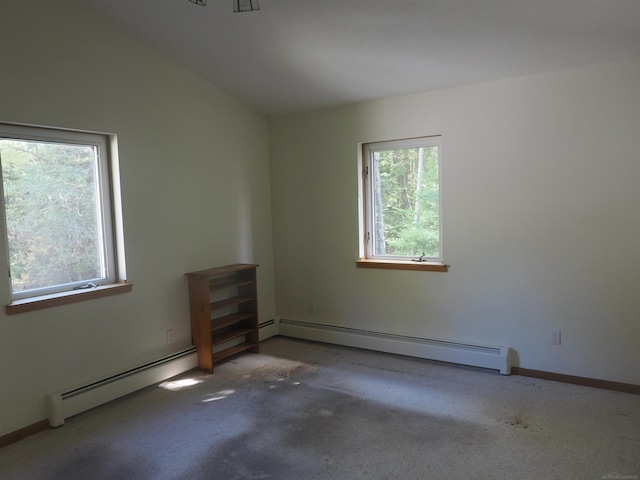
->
[498,414,530,429]
[179,433,290,480]
[252,360,319,383]
[273,385,492,460]
[45,442,156,480]
[175,375,495,479]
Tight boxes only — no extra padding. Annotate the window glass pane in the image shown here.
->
[0,138,106,294]
[371,145,440,258]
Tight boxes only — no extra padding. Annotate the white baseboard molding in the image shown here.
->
[279,318,513,375]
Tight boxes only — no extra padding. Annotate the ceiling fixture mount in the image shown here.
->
[188,0,260,12]
[233,0,260,12]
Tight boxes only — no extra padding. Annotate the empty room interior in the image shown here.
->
[0,0,639,478]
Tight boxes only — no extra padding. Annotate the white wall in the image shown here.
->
[270,58,640,385]
[0,0,276,436]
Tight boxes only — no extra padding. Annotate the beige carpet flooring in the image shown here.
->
[0,336,638,479]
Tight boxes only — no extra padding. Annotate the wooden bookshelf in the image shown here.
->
[186,264,259,373]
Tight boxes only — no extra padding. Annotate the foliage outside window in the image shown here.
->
[362,136,442,265]
[0,123,124,300]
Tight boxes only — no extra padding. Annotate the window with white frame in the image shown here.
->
[0,123,126,302]
[360,136,443,268]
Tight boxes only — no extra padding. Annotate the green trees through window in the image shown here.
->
[0,124,116,298]
[364,137,442,262]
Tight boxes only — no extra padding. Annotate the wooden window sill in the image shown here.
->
[6,281,133,315]
[356,259,448,272]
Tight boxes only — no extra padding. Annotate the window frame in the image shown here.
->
[357,135,447,272]
[0,122,130,313]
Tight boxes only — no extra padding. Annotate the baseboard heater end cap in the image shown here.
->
[500,346,514,376]
[46,392,64,428]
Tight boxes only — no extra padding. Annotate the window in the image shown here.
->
[357,136,446,271]
[0,123,130,312]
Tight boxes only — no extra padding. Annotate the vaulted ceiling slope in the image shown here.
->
[75,0,640,117]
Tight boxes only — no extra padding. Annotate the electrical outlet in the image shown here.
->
[166,329,175,345]
[551,329,561,345]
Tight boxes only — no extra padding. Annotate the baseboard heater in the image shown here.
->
[259,318,277,340]
[279,318,513,375]
[46,346,197,427]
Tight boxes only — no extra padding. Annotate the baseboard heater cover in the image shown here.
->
[279,319,513,375]
[47,347,197,427]
[259,318,278,341]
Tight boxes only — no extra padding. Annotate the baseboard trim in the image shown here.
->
[0,419,49,449]
[511,367,640,394]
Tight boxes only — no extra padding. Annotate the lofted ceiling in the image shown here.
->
[74,0,640,117]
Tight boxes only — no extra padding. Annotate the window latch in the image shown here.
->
[74,282,97,290]
[412,253,426,263]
